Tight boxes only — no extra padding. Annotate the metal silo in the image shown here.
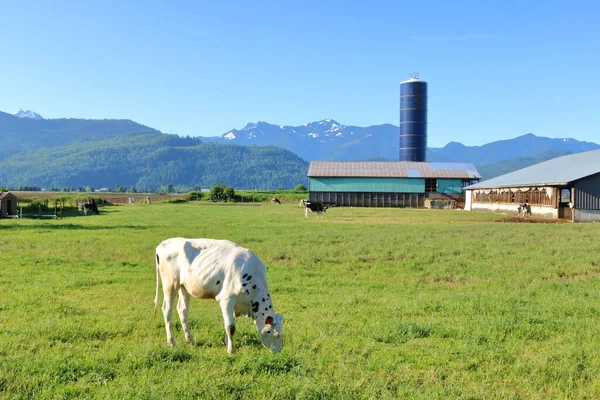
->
[399,73,428,162]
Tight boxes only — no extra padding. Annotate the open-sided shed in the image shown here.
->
[464,150,600,222]
[0,192,18,218]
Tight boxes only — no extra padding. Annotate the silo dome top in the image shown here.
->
[400,73,426,84]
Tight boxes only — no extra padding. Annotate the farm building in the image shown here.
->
[0,192,18,218]
[307,161,481,207]
[464,149,600,222]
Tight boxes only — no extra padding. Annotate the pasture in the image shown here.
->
[1,203,600,399]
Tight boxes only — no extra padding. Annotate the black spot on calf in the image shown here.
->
[246,275,252,281]
[216,280,220,285]
[227,324,236,337]
[252,285,256,289]
[242,273,248,278]
[252,301,259,313]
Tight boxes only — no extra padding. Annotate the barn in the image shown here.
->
[0,192,18,218]
[464,150,600,222]
[307,161,481,208]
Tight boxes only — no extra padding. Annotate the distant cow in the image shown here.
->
[299,199,309,208]
[154,238,283,353]
[271,198,281,205]
[304,202,328,219]
[517,202,531,217]
[80,203,99,215]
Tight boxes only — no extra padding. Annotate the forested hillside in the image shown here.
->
[0,112,308,190]
[0,111,166,159]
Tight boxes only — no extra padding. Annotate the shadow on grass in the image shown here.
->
[0,223,151,231]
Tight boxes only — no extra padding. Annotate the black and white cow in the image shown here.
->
[517,202,531,217]
[154,238,283,353]
[80,203,99,215]
[304,202,328,219]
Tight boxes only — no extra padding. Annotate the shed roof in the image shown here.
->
[307,161,481,179]
[0,191,14,200]
[465,149,600,189]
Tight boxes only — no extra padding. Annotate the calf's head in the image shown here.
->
[259,314,283,352]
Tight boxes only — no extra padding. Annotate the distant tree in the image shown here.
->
[293,184,307,191]
[209,184,235,202]
[61,187,69,192]
[49,186,59,192]
[167,184,174,194]
[85,186,94,192]
[129,186,137,193]
[0,185,8,192]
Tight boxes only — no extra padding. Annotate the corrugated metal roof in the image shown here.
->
[307,161,481,179]
[465,149,600,189]
[0,192,11,199]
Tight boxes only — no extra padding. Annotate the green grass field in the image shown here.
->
[1,203,600,399]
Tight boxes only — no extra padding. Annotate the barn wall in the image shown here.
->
[574,209,600,222]
[309,191,424,207]
[308,177,425,193]
[465,190,473,211]
[470,202,558,219]
[574,173,600,210]
[437,179,463,194]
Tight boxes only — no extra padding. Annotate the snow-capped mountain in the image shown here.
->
[204,119,398,161]
[203,119,600,163]
[221,119,345,141]
[13,109,43,120]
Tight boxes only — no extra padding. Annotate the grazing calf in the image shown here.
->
[154,238,283,353]
[304,202,328,219]
[271,198,281,205]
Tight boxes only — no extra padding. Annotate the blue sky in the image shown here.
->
[0,1,598,147]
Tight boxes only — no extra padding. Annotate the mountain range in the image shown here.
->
[204,119,600,164]
[0,109,598,190]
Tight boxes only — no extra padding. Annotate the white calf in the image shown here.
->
[154,238,283,353]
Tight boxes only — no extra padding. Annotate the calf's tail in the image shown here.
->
[154,253,160,320]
